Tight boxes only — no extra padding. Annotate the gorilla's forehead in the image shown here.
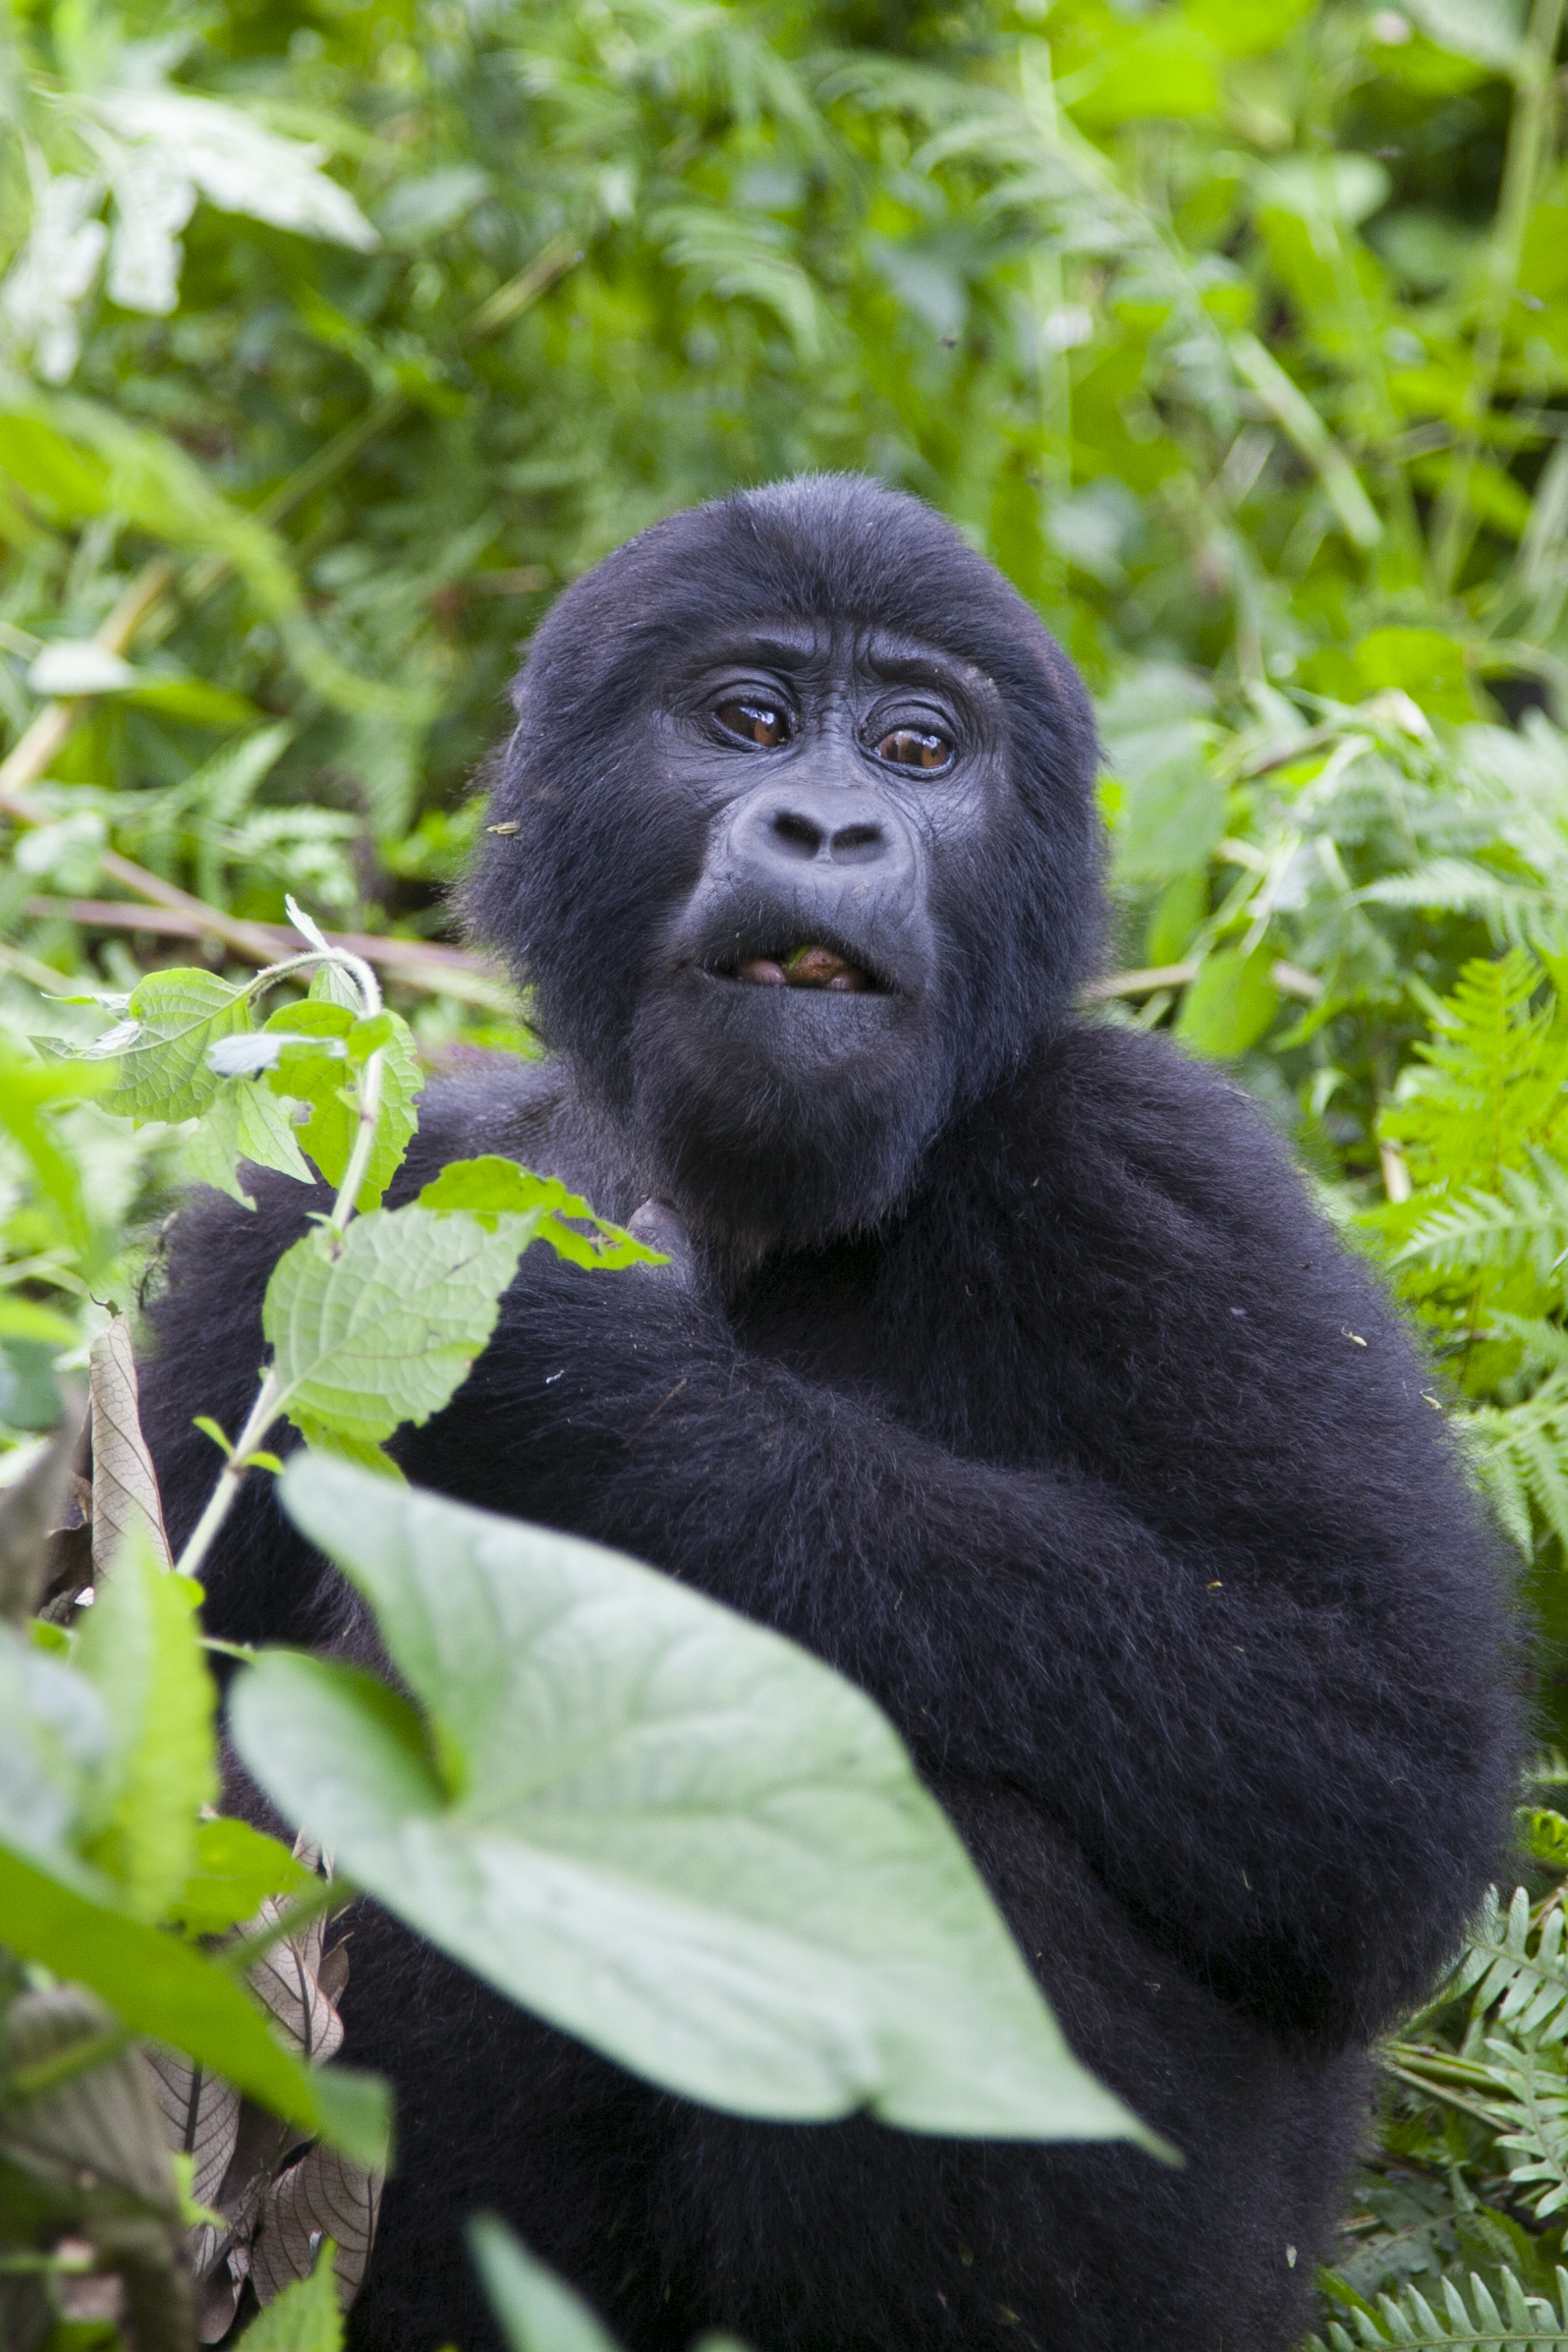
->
[669,616,1002,700]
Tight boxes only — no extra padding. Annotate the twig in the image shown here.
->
[1086,959,1322,1004]
[21,896,511,1004]
[0,562,174,806]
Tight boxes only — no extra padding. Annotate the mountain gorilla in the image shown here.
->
[141,476,1515,2352]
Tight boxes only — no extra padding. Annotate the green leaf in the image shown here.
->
[1174,950,1281,1058]
[263,1205,528,1445]
[262,1001,422,1209]
[231,1457,1166,2152]
[235,2243,344,2352]
[0,1039,113,1266]
[294,1413,408,1482]
[0,1842,389,2167]
[72,1531,217,1921]
[182,1077,317,1207]
[1110,754,1227,887]
[1355,627,1474,724]
[418,1156,662,1267]
[88,969,251,1124]
[122,674,262,727]
[470,2217,622,2352]
[1403,0,1526,70]
[167,1817,316,1936]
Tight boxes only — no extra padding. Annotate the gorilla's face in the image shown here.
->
[622,621,1009,1249]
[469,476,1101,1259]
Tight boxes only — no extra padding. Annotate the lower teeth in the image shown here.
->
[732,946,871,991]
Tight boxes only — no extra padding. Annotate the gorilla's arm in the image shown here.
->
[393,1033,1515,2048]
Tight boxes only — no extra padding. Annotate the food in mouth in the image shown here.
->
[736,944,872,993]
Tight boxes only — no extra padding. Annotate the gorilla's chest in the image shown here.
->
[730,1228,1063,1467]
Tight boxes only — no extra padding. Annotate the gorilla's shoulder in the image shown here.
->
[387,1047,576,1197]
[1008,1017,1316,1237]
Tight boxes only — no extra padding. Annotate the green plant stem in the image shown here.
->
[175,944,383,1575]
[1382,2055,1503,2130]
[175,1366,283,1583]
[1432,0,1567,597]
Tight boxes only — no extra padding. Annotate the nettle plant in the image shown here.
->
[0,913,1154,2352]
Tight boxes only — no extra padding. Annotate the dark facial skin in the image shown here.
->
[659,621,1002,997]
[624,625,1013,1257]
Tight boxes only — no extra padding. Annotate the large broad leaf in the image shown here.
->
[262,1205,528,1445]
[73,1529,216,1920]
[232,1458,1164,2151]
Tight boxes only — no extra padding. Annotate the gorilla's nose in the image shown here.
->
[733,786,914,879]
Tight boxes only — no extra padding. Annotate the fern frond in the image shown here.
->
[1309,2265,1568,2349]
[1446,1890,1568,2043]
[1483,2037,1568,2220]
[1394,1154,1568,1289]
[1464,1396,1568,1559]
[1359,863,1568,959]
[647,203,826,356]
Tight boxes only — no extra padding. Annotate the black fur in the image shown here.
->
[140,476,1518,2352]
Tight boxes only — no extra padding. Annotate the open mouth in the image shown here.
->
[708,941,884,995]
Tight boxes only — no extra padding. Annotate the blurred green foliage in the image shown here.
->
[11,0,1568,2335]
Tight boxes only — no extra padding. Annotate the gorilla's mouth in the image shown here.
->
[708,940,885,995]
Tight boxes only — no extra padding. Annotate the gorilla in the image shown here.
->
[141,476,1516,2352]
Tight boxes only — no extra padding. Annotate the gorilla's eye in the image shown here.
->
[716,700,790,749]
[874,725,952,771]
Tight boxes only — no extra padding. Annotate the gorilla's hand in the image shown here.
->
[627,1198,699,1293]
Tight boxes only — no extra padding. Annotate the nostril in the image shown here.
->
[770,811,825,858]
[830,822,885,862]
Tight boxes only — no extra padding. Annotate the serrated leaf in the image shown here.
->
[417,1155,661,1267]
[183,1078,318,1208]
[74,1527,215,1919]
[263,1206,527,1446]
[294,1414,407,1481]
[89,968,252,1124]
[232,1456,1164,2150]
[263,1001,421,1209]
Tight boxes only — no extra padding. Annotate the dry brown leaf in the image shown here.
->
[250,2144,383,2311]
[88,1317,173,1572]
[143,2046,241,2212]
[248,1904,345,2064]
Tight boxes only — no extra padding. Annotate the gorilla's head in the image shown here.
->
[468,475,1102,1255]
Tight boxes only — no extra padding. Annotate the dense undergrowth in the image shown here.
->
[8,0,1568,2343]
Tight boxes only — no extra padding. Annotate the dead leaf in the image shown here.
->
[88,1316,173,1573]
[248,1905,345,2065]
[250,2145,383,2311]
[0,1392,87,1619]
[143,2046,241,2212]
